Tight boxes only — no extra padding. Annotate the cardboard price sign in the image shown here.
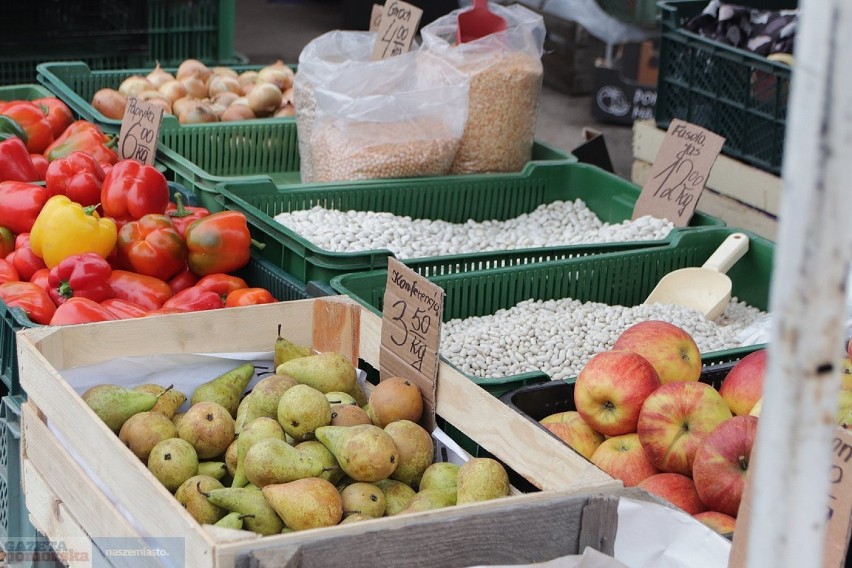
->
[118,97,164,165]
[369,3,383,31]
[371,0,422,61]
[632,119,725,226]
[380,258,444,431]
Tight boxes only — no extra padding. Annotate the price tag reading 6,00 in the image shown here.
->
[371,0,422,61]
[118,97,164,165]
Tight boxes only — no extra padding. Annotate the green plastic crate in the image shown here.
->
[330,227,773,397]
[216,161,725,287]
[597,0,660,28]
[0,84,54,102]
[0,395,38,543]
[655,0,796,175]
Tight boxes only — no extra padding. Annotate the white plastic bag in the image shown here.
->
[421,2,546,174]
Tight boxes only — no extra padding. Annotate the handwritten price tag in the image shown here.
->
[380,258,444,430]
[118,97,164,165]
[632,119,725,226]
[371,0,423,61]
[369,3,383,32]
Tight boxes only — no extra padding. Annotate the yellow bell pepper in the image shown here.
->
[30,195,117,268]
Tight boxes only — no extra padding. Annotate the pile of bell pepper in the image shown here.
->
[0,97,277,326]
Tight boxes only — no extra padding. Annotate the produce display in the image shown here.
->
[81,335,511,534]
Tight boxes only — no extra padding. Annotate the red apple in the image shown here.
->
[637,381,733,475]
[540,411,577,425]
[637,472,707,515]
[590,433,660,487]
[692,415,758,517]
[719,349,767,416]
[542,413,605,460]
[574,350,661,436]
[612,321,701,384]
[694,511,736,536]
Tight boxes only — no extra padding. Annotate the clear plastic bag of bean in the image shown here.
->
[310,51,470,183]
[420,3,545,175]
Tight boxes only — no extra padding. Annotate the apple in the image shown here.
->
[542,413,605,460]
[694,511,736,536]
[540,411,577,425]
[841,357,852,390]
[848,339,852,362]
[590,433,659,487]
[749,397,762,417]
[719,349,767,416]
[574,350,661,436]
[637,381,733,475]
[612,321,701,384]
[637,472,707,515]
[692,415,758,517]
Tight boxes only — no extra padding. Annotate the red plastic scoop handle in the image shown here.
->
[457,0,507,44]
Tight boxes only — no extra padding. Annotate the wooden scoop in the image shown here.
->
[644,232,749,320]
[457,0,507,44]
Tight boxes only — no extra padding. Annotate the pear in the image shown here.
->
[339,513,373,524]
[384,420,434,487]
[340,482,386,518]
[367,377,423,428]
[202,487,284,535]
[244,438,323,487]
[172,411,187,431]
[399,487,457,514]
[225,439,239,478]
[198,462,228,481]
[375,479,416,515]
[295,440,343,484]
[236,374,297,433]
[178,402,236,460]
[234,394,253,434]
[82,384,160,433]
[134,384,187,419]
[176,475,227,525]
[190,362,256,418]
[456,458,510,504]
[119,411,178,462]
[262,478,342,531]
[276,352,357,397]
[232,417,286,488]
[419,462,460,491]
[147,438,199,492]
[315,425,399,483]
[325,391,357,406]
[214,512,252,530]
[273,327,314,367]
[277,384,332,440]
[330,404,372,427]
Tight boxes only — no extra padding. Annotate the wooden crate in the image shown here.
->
[16,297,618,568]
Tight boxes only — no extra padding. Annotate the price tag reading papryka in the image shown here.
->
[380,258,444,431]
[118,96,164,165]
[369,3,384,32]
[371,0,422,61]
[632,119,725,227]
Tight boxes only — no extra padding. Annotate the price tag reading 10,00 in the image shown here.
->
[118,96,164,165]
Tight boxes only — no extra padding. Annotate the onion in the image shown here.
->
[213,91,240,108]
[211,66,239,79]
[176,59,211,83]
[207,75,242,98]
[221,104,256,122]
[248,82,282,115]
[180,73,208,99]
[146,63,175,89]
[274,104,296,118]
[92,88,127,119]
[179,103,219,124]
[257,62,294,91]
[119,75,154,98]
[158,79,188,104]
[172,96,201,118]
[231,96,250,107]
[238,70,259,89]
[241,83,256,97]
[281,87,294,107]
[138,90,173,114]
[208,102,228,117]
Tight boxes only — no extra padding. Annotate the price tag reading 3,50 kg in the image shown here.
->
[371,0,423,61]
[380,258,444,430]
[118,97,164,165]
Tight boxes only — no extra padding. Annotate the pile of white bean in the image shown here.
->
[440,297,767,381]
[273,200,674,258]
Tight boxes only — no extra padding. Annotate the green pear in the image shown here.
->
[134,384,187,419]
[275,352,357,397]
[375,479,416,515]
[340,482,386,518]
[384,420,434,487]
[119,411,178,462]
[176,475,226,525]
[236,374,298,433]
[198,462,228,481]
[214,512,252,530]
[172,411,186,431]
[261,478,342,531]
[202,487,284,535]
[82,384,160,433]
[295,440,343,484]
[315,425,399,483]
[277,384,332,440]
[191,362,255,418]
[147,438,199,492]
[330,404,372,427]
[456,458,510,504]
[274,328,314,368]
[244,438,323,487]
[339,513,373,524]
[178,402,235,460]
[234,394,253,434]
[419,462,460,491]
[225,439,239,479]
[398,488,457,514]
[325,392,357,406]
[232,417,286,488]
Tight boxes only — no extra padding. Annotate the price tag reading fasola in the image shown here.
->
[369,3,383,32]
[371,0,423,61]
[632,119,725,227]
[380,258,444,431]
[118,96,164,165]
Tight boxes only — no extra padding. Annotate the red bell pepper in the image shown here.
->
[197,273,248,301]
[185,211,252,276]
[0,259,18,284]
[12,233,47,281]
[0,181,51,234]
[0,138,38,182]
[33,97,74,139]
[108,270,173,311]
[30,154,48,180]
[47,252,114,306]
[168,267,199,295]
[1,101,53,154]
[29,267,51,294]
[50,296,118,325]
[116,214,187,281]
[101,160,170,223]
[0,227,13,258]
[145,307,187,317]
[45,151,106,206]
[225,287,276,307]
[0,281,56,324]
[44,121,118,165]
[166,193,210,238]
[162,285,224,312]
[100,297,149,319]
